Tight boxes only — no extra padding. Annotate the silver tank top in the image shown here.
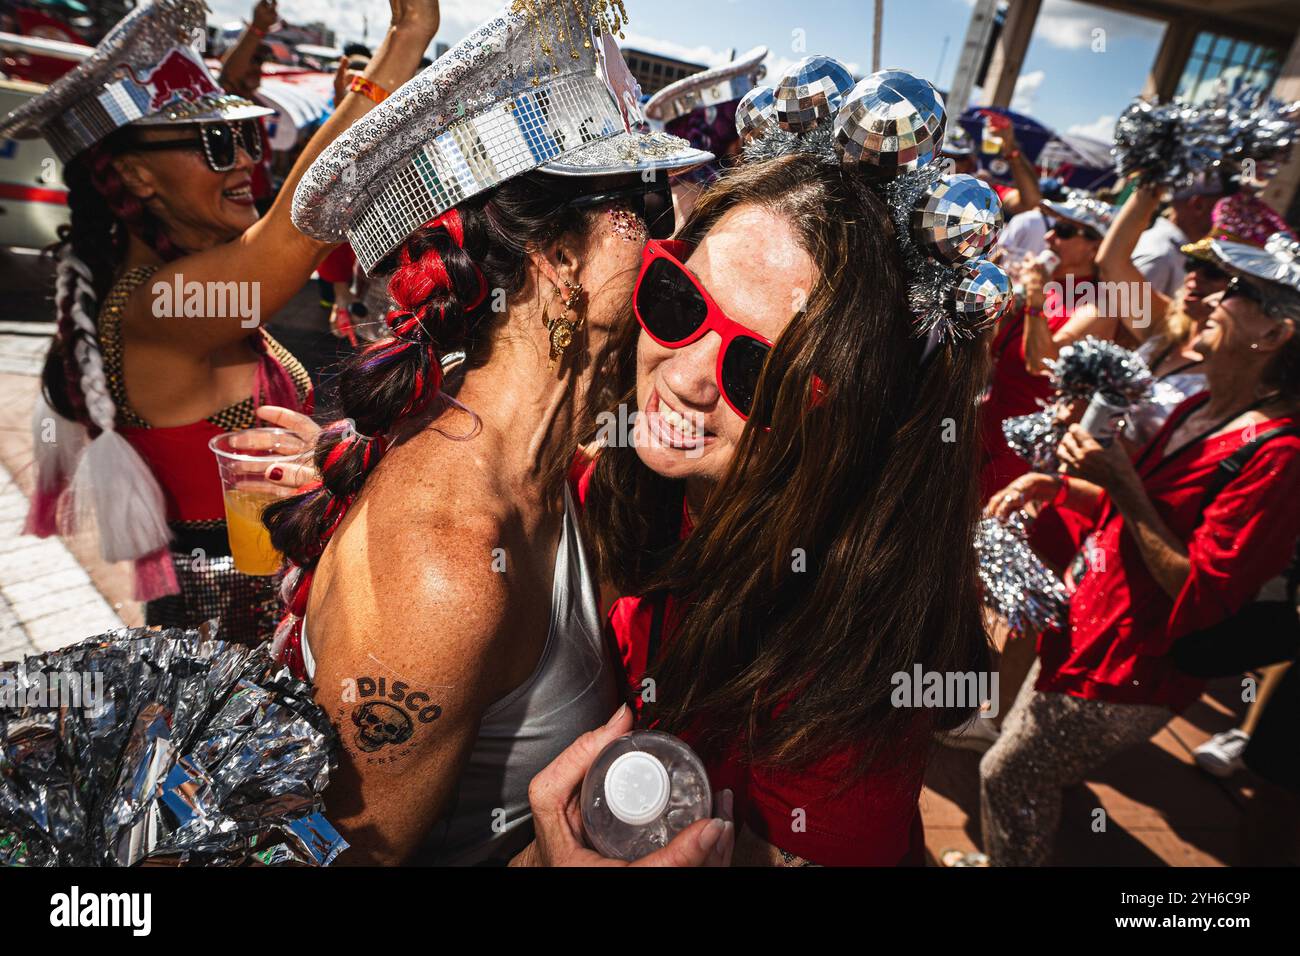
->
[303,485,619,864]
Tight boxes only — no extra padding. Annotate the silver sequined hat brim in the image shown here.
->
[293,2,712,274]
[1040,197,1116,238]
[1212,234,1300,294]
[643,45,768,122]
[0,0,271,163]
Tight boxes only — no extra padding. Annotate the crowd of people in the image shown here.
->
[2,0,1298,867]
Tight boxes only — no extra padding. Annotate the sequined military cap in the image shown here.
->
[293,0,713,273]
[0,0,273,163]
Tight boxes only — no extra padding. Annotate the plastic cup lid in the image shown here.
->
[604,750,670,826]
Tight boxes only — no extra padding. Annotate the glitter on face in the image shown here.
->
[607,202,648,243]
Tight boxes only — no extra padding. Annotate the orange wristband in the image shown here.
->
[349,76,389,104]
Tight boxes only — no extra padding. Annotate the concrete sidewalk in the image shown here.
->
[0,371,129,661]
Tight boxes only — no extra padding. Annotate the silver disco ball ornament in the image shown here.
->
[773,56,856,133]
[911,174,1004,263]
[834,70,946,174]
[947,259,1013,331]
[735,85,778,143]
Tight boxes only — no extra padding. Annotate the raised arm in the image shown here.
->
[1095,183,1171,342]
[122,0,440,352]
[996,123,1042,217]
[218,0,277,96]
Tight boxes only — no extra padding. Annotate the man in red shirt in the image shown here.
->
[979,235,1300,865]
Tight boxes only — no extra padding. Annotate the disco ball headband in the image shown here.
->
[735,57,1013,339]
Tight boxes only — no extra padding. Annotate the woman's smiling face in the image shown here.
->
[632,203,816,483]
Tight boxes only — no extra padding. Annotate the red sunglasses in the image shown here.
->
[633,239,775,420]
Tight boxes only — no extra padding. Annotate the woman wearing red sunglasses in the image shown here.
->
[578,145,998,864]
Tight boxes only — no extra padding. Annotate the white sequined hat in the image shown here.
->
[0,0,273,164]
[293,1,713,274]
[643,46,768,122]
[1213,231,1300,294]
[1040,195,1117,238]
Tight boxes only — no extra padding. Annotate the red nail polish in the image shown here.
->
[268,467,284,481]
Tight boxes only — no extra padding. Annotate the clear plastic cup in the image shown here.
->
[208,428,308,576]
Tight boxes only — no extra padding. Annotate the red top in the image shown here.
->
[1036,394,1300,711]
[577,457,925,865]
[608,591,926,866]
[317,243,357,284]
[978,300,1071,500]
[100,269,314,526]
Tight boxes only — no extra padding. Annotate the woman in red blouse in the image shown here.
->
[580,152,994,866]
[980,236,1300,865]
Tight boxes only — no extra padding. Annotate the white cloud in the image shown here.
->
[1067,113,1116,142]
[1010,69,1044,114]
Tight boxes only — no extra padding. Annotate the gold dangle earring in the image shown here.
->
[545,278,584,370]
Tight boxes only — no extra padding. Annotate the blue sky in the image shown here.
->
[210,0,1169,142]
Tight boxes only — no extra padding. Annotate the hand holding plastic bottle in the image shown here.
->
[511,704,735,867]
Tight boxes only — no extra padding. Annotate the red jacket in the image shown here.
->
[1037,394,1300,710]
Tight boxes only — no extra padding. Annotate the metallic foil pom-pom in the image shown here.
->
[1045,335,1154,404]
[773,55,855,133]
[736,85,777,143]
[946,258,1013,331]
[911,174,1004,263]
[834,69,946,174]
[976,512,1069,636]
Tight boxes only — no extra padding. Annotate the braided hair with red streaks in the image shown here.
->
[264,172,597,581]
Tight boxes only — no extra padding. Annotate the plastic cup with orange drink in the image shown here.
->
[208,428,309,576]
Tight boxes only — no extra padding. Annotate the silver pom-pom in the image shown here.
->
[911,173,1004,263]
[1002,406,1065,472]
[1112,90,1300,189]
[833,69,946,175]
[735,85,778,143]
[773,55,856,134]
[976,512,1069,636]
[1045,336,1155,404]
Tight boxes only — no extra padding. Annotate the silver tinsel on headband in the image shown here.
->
[1045,336,1155,404]
[976,511,1069,636]
[0,625,346,866]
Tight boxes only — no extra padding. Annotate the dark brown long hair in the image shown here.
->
[585,153,991,774]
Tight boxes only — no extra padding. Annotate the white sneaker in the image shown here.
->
[1194,729,1250,778]
[938,713,1001,754]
